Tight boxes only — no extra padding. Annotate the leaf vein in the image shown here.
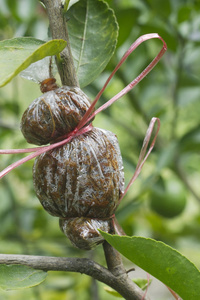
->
[76,0,89,74]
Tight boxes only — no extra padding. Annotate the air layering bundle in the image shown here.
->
[0,34,167,250]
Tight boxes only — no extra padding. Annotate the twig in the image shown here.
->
[103,241,126,276]
[103,242,150,300]
[41,0,79,87]
[91,277,99,300]
[0,254,149,300]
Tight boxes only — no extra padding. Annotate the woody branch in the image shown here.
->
[41,0,79,87]
[0,253,149,300]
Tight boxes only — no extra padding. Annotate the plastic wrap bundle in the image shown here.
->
[20,82,124,250]
[21,86,93,145]
[2,34,165,250]
[33,127,124,250]
[59,217,113,250]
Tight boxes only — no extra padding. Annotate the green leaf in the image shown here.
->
[104,286,123,298]
[146,0,171,18]
[100,232,200,300]
[133,278,152,290]
[0,265,47,290]
[177,6,192,23]
[154,141,178,173]
[66,0,118,88]
[0,38,67,87]
[179,125,200,152]
[115,8,139,47]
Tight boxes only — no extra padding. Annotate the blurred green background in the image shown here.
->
[0,0,200,299]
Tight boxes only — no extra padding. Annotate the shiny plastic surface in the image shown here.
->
[33,127,124,218]
[33,127,124,249]
[60,217,114,250]
[21,86,92,145]
[20,56,57,83]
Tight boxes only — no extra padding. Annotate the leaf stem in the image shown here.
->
[102,241,150,300]
[41,0,79,87]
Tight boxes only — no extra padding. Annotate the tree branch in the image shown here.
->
[0,254,149,300]
[102,241,150,300]
[103,241,126,276]
[41,0,79,87]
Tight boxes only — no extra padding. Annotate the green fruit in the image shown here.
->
[149,178,187,218]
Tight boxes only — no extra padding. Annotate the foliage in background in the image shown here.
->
[0,0,200,299]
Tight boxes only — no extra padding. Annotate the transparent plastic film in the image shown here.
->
[21,86,93,145]
[0,34,166,180]
[20,56,57,84]
[60,217,114,250]
[33,128,124,218]
[0,34,167,250]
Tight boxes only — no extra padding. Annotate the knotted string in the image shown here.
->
[0,124,93,178]
[0,33,167,202]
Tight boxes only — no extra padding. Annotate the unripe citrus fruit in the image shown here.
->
[150,177,187,218]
